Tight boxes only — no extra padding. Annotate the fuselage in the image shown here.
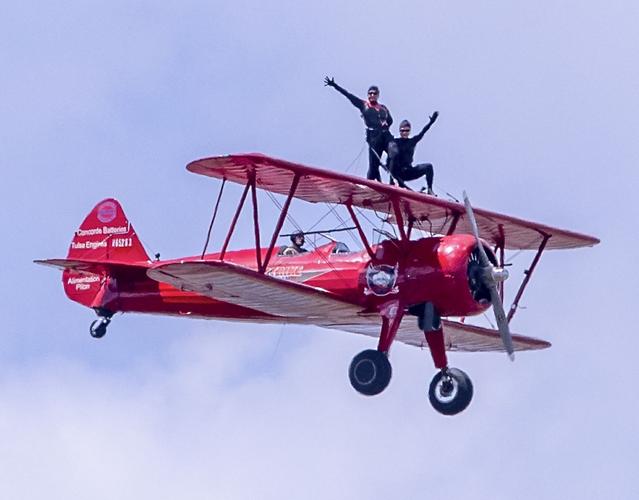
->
[63,235,492,322]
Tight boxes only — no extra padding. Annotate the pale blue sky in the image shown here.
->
[2,1,638,498]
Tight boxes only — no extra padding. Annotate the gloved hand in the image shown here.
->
[324,76,336,87]
[429,111,439,123]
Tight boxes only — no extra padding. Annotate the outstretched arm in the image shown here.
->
[324,76,364,111]
[414,111,439,143]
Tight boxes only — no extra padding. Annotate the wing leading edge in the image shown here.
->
[322,317,550,352]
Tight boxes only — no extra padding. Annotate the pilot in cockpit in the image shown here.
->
[280,231,308,256]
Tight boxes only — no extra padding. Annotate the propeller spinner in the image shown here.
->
[463,191,515,360]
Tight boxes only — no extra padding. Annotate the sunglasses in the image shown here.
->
[368,91,379,95]
[400,128,410,133]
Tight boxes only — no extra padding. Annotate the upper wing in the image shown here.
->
[147,260,364,319]
[187,153,599,250]
[321,317,550,352]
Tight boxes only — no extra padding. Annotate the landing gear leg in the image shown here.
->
[412,302,474,415]
[349,300,403,396]
[89,308,113,339]
[418,302,447,369]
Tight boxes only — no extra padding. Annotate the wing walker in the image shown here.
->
[36,153,599,415]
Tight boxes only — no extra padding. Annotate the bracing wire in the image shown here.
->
[313,202,362,250]
[354,206,396,245]
[482,312,496,329]
[506,249,524,265]
[433,182,460,203]
[263,190,353,289]
[343,143,366,174]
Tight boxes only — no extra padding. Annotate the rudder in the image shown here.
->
[62,198,150,311]
[67,198,149,262]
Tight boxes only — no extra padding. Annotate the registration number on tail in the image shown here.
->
[111,237,133,248]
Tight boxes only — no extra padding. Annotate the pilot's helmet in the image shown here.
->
[291,231,305,245]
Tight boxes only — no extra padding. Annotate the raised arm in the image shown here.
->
[414,111,439,143]
[324,76,364,111]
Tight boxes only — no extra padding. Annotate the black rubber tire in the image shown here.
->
[428,367,473,415]
[89,319,107,339]
[349,349,392,396]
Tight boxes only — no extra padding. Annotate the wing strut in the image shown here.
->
[507,234,550,323]
[249,171,262,270]
[391,197,408,241]
[201,178,226,259]
[260,173,300,272]
[346,204,375,259]
[220,181,250,260]
[497,224,506,301]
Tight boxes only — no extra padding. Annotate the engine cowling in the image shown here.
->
[384,234,496,318]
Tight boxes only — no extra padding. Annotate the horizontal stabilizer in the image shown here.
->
[34,258,149,278]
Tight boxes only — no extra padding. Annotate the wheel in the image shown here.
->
[89,319,108,339]
[349,349,392,396]
[428,368,473,415]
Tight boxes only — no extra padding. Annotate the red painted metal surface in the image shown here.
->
[425,329,448,369]
[377,300,404,353]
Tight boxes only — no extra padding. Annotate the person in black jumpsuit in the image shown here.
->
[387,112,439,194]
[324,77,393,182]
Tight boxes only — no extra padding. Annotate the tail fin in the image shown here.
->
[41,198,151,312]
[67,198,150,263]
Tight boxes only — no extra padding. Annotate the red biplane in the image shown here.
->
[36,153,599,415]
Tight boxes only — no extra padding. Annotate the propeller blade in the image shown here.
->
[488,282,515,360]
[463,191,515,361]
[463,192,491,268]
